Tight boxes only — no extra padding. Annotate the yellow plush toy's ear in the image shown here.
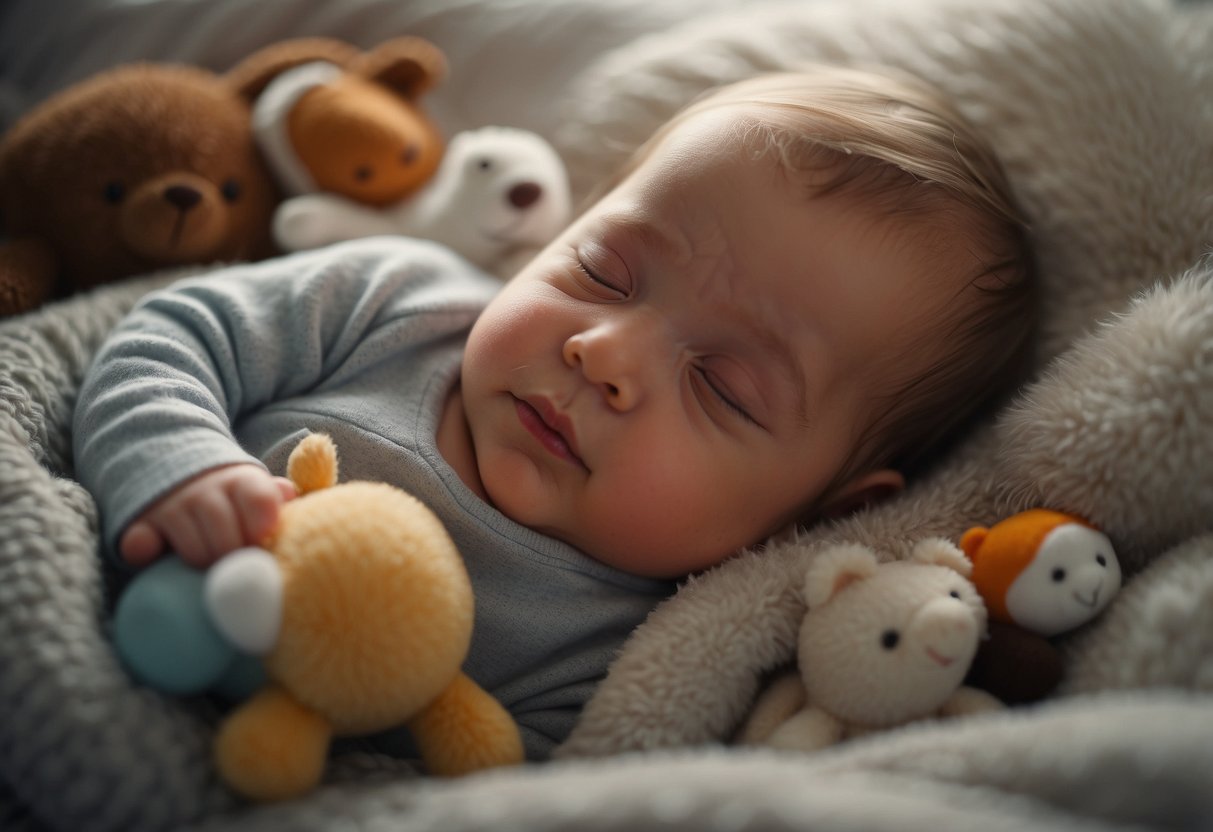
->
[286,433,339,494]
[354,36,447,100]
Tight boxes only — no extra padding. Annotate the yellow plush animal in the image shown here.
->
[205,433,523,800]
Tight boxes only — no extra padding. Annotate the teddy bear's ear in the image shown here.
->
[803,544,880,609]
[354,36,447,100]
[910,537,973,576]
[225,37,361,102]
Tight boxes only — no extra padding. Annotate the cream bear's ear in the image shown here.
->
[803,544,880,608]
[911,537,973,577]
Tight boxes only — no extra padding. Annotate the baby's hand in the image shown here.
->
[119,463,296,568]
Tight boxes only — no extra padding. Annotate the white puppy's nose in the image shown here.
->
[508,181,542,209]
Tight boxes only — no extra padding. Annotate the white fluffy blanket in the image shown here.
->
[2,0,1212,830]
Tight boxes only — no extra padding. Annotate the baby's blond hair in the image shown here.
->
[617,67,1039,509]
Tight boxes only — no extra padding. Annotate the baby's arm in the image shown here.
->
[74,238,486,561]
[119,463,296,567]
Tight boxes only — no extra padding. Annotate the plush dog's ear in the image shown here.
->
[225,37,360,102]
[354,36,447,100]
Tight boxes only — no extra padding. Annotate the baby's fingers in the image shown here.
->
[119,521,166,566]
[231,474,292,545]
[187,491,247,564]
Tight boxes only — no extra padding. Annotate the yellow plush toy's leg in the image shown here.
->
[408,672,525,776]
[215,684,332,801]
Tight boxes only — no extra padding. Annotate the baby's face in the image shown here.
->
[460,108,961,578]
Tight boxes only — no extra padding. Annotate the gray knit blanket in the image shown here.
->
[3,0,1213,829]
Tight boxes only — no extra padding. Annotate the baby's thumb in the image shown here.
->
[119,521,164,566]
[274,476,297,502]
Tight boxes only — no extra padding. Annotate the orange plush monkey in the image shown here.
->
[959,509,1122,703]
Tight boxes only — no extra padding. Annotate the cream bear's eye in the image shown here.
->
[880,630,900,650]
[1051,567,1067,583]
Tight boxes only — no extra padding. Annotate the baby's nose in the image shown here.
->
[508,182,542,209]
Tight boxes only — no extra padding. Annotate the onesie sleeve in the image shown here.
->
[73,238,491,557]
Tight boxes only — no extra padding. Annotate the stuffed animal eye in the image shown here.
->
[103,182,126,204]
[477,157,493,172]
[949,590,961,600]
[355,165,374,182]
[880,630,900,650]
[221,179,242,202]
[401,144,419,165]
[1096,554,1107,567]
[1051,567,1067,582]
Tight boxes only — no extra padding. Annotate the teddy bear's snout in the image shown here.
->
[164,184,203,212]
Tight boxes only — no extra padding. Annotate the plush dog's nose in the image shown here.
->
[508,182,542,209]
[164,185,202,212]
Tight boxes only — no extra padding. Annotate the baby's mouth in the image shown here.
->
[514,396,586,469]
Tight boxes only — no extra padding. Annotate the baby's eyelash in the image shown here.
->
[694,367,758,427]
[577,260,624,293]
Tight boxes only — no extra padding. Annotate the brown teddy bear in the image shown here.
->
[0,61,282,318]
[231,36,448,208]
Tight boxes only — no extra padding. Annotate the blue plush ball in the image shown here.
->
[113,557,245,694]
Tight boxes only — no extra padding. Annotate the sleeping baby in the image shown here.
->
[73,64,1038,760]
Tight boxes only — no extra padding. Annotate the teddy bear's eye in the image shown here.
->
[880,630,900,650]
[949,590,961,600]
[1096,553,1107,567]
[401,144,419,165]
[355,165,374,182]
[103,182,126,204]
[1051,567,1067,582]
[221,179,242,202]
[477,158,493,172]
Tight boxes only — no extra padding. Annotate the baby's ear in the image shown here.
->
[803,544,880,608]
[820,468,905,518]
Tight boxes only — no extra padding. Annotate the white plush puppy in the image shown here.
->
[739,539,1002,751]
[273,126,571,275]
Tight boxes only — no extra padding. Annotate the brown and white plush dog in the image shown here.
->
[235,36,448,207]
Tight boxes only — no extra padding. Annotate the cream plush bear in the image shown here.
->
[739,539,1002,751]
[272,126,571,276]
